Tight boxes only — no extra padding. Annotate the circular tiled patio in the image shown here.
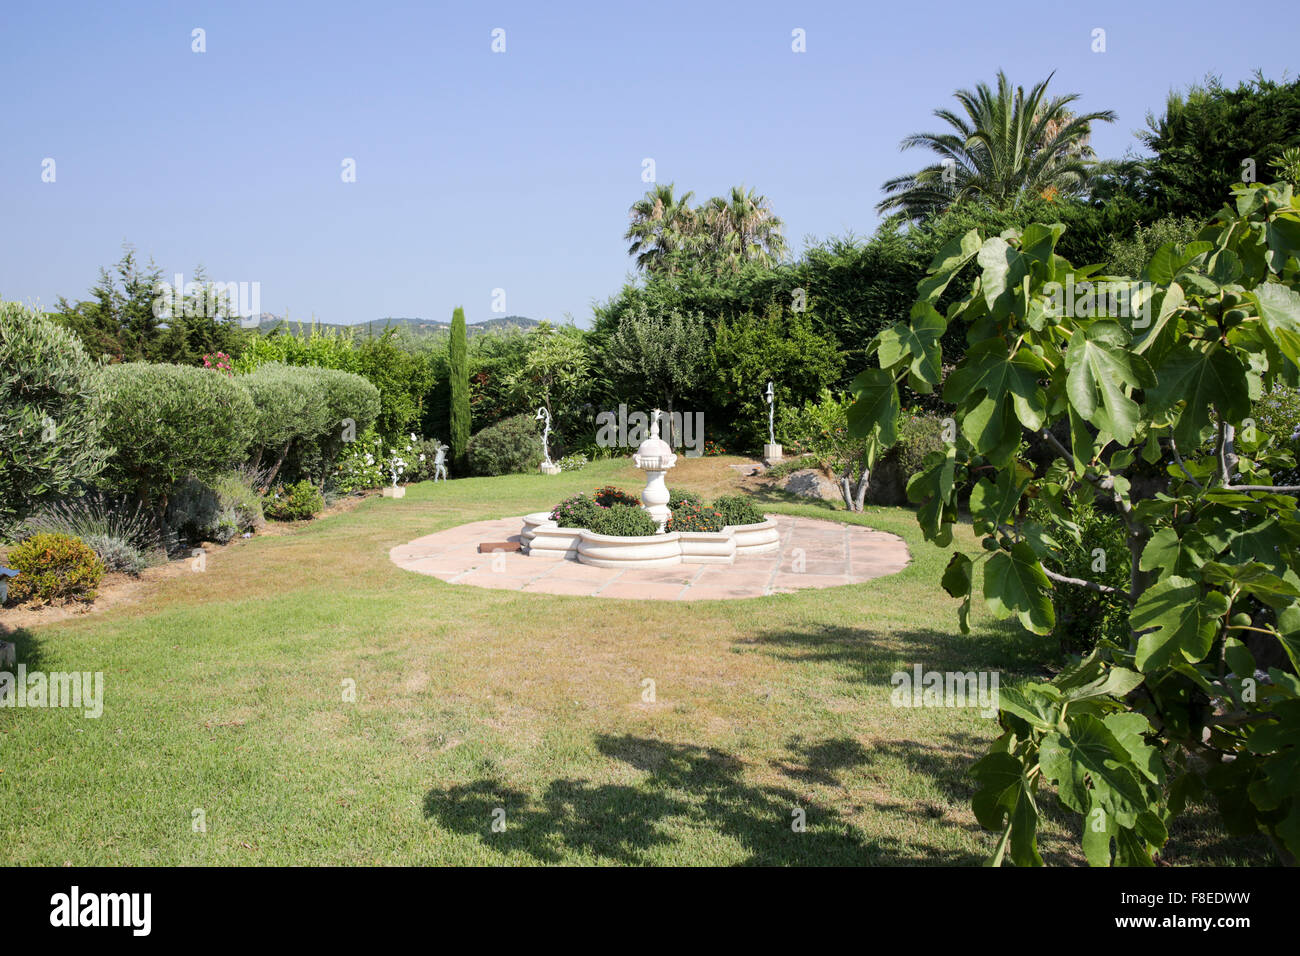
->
[389,514,910,601]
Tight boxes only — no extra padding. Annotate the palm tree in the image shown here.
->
[877,71,1116,220]
[624,183,698,274]
[697,186,789,271]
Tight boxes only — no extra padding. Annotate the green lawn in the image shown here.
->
[0,457,1265,865]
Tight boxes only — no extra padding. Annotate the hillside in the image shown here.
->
[250,314,540,337]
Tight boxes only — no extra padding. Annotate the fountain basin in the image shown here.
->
[727,519,781,555]
[577,529,682,568]
[529,524,583,559]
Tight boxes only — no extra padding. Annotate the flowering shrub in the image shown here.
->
[666,501,724,533]
[202,351,233,375]
[5,532,104,605]
[594,485,639,507]
[668,490,702,509]
[702,440,726,456]
[557,453,588,472]
[334,430,385,492]
[550,493,601,528]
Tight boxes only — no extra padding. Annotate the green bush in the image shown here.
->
[96,363,256,540]
[711,495,765,527]
[263,480,324,521]
[550,494,600,528]
[80,532,148,575]
[587,502,658,537]
[466,413,543,476]
[5,532,105,605]
[666,500,724,533]
[0,301,109,537]
[1029,498,1131,654]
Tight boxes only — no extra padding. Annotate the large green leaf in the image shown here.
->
[1064,321,1155,445]
[846,367,900,453]
[1039,715,1149,828]
[877,303,945,391]
[917,229,981,302]
[1131,575,1226,671]
[1253,282,1300,366]
[944,340,1046,459]
[1147,342,1251,448]
[983,541,1054,635]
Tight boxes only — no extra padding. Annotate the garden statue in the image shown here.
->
[433,443,448,482]
[537,407,560,475]
[633,409,678,532]
[763,380,783,464]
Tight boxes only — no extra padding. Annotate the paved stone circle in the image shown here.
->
[390,514,910,601]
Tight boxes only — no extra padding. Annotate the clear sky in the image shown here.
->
[1,0,1294,327]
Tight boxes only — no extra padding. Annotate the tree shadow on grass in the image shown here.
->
[422,733,986,865]
[742,622,1052,685]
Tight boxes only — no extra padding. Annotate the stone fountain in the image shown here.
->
[633,409,677,532]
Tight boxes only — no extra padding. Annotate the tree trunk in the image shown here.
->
[262,441,292,493]
[854,469,870,511]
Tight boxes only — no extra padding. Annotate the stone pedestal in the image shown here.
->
[539,462,561,475]
[382,485,406,498]
[763,443,784,464]
[641,469,671,532]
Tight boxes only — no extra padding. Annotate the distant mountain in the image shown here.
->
[251,314,540,337]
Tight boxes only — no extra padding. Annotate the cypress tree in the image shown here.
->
[448,306,470,470]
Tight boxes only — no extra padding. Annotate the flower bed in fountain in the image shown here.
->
[521,487,778,568]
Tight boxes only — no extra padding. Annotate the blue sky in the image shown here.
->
[2,0,1294,327]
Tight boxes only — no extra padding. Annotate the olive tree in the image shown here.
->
[0,301,109,537]
[97,363,255,542]
[240,363,331,489]
[309,367,380,488]
[850,180,1300,866]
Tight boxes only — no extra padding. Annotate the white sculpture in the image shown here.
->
[433,443,448,482]
[633,409,677,532]
[537,407,560,474]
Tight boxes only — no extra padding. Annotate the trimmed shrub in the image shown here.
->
[467,413,543,476]
[311,367,381,486]
[666,500,724,533]
[19,493,160,575]
[587,502,657,537]
[449,307,470,469]
[0,301,109,537]
[263,480,324,521]
[551,494,600,529]
[240,363,330,488]
[96,362,256,542]
[557,453,588,472]
[5,532,105,605]
[594,485,639,507]
[712,495,765,527]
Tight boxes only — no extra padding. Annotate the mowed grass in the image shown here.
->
[0,456,1261,865]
